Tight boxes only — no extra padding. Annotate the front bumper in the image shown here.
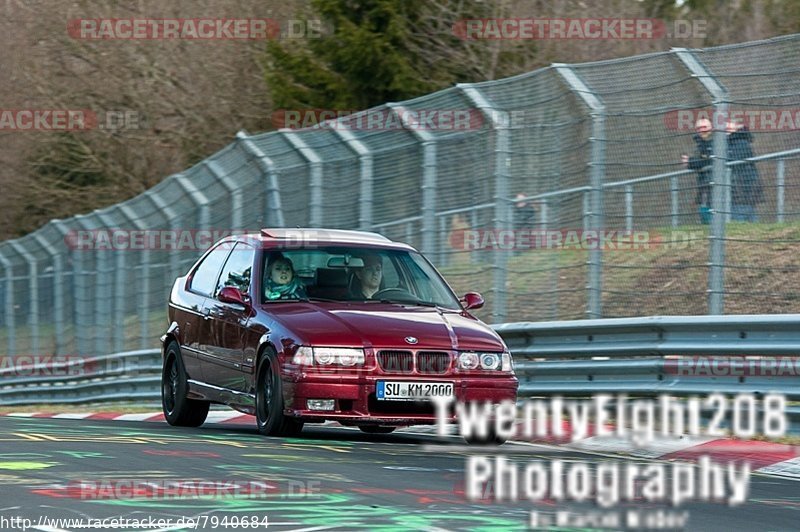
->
[283,372,518,426]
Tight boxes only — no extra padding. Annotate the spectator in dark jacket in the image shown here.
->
[683,118,713,224]
[513,193,537,229]
[726,120,762,222]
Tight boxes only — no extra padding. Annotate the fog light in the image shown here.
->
[307,399,335,411]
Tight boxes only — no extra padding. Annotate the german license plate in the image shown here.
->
[376,381,454,401]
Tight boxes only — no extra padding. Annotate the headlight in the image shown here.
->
[293,347,365,366]
[458,351,513,372]
[292,346,314,365]
[480,353,501,370]
[458,352,479,370]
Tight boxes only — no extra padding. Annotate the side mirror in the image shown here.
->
[218,286,249,307]
[461,292,484,311]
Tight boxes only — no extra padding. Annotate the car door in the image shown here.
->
[182,242,232,383]
[202,242,256,393]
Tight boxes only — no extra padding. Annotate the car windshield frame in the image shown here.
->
[259,246,462,310]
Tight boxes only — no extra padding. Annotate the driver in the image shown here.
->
[264,254,307,300]
[350,253,383,299]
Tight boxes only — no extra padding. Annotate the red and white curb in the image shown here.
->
[3,412,799,479]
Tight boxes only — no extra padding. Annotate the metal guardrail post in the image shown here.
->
[333,128,373,231]
[777,159,785,223]
[205,159,243,230]
[34,224,68,355]
[675,48,729,315]
[458,84,512,322]
[236,131,285,227]
[555,65,606,319]
[281,130,323,227]
[388,104,438,262]
[119,204,151,349]
[0,248,15,354]
[9,240,39,354]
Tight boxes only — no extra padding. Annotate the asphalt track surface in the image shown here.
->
[0,416,798,531]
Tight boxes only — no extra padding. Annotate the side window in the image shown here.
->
[216,243,255,296]
[189,244,231,297]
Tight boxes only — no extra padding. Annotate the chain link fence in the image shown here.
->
[1,34,800,356]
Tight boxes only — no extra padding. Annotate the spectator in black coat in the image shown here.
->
[726,120,762,222]
[683,118,713,224]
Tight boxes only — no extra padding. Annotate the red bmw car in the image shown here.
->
[161,229,518,439]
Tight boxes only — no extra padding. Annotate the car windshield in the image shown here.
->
[260,246,462,309]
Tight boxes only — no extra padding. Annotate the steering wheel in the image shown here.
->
[373,288,418,301]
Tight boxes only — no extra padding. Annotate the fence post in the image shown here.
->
[540,198,549,231]
[458,84,511,322]
[119,204,151,350]
[93,210,125,355]
[71,216,92,356]
[145,189,181,284]
[555,65,606,319]
[0,248,15,354]
[236,132,285,227]
[281,130,323,227]
[675,48,729,315]
[9,241,39,354]
[777,159,785,223]
[34,226,67,355]
[388,104,438,261]
[205,160,243,230]
[724,167,732,223]
[625,185,634,233]
[670,174,679,228]
[333,129,373,231]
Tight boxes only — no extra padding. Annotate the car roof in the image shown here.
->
[236,228,416,251]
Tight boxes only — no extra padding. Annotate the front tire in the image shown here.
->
[162,342,209,427]
[256,351,304,437]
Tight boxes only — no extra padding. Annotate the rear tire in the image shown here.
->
[256,350,304,437]
[358,425,396,434]
[162,342,209,427]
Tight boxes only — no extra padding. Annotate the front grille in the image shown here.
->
[416,351,450,374]
[377,350,414,373]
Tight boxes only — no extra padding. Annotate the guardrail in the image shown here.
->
[3,316,800,429]
[0,349,162,405]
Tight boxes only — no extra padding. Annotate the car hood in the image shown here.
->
[265,302,505,352]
